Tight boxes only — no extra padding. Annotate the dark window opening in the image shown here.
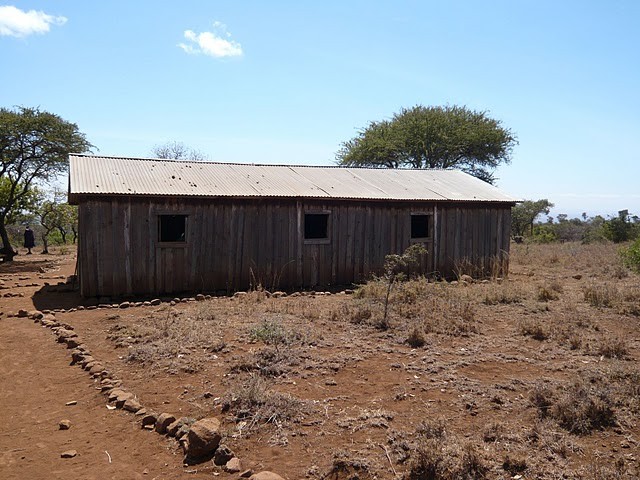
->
[305,213,329,240]
[411,214,430,239]
[159,215,187,242]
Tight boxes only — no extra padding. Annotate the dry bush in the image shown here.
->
[502,455,527,475]
[453,255,508,280]
[553,381,616,434]
[249,317,297,346]
[223,374,306,432]
[537,280,562,301]
[526,419,580,459]
[111,305,224,373]
[584,283,618,308]
[406,325,426,348]
[597,336,629,359]
[393,277,432,304]
[605,366,640,414]
[531,380,616,435]
[415,418,447,440]
[420,299,478,336]
[481,281,527,305]
[404,419,488,480]
[406,439,488,480]
[555,327,583,350]
[519,319,549,340]
[353,278,387,299]
[331,302,374,325]
[324,449,374,480]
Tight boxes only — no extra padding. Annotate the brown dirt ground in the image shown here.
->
[1,243,639,479]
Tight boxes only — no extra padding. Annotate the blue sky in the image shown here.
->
[1,1,638,218]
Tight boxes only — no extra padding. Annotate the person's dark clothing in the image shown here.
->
[24,228,35,249]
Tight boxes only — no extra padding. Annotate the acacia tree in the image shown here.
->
[151,141,207,161]
[511,199,554,238]
[336,105,517,184]
[0,107,92,260]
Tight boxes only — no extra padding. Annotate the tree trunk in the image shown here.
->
[41,233,49,254]
[0,217,16,261]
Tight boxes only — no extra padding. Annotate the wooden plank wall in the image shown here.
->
[77,197,512,296]
[432,204,512,279]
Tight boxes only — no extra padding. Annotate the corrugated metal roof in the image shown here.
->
[68,154,518,203]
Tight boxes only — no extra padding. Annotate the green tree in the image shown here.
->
[0,177,41,226]
[0,107,92,260]
[602,210,639,243]
[511,199,554,238]
[336,105,517,184]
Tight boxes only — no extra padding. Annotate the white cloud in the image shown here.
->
[178,21,243,58]
[0,5,67,37]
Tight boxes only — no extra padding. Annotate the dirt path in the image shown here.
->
[0,254,198,480]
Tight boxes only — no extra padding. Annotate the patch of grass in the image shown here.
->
[584,283,617,308]
[250,318,294,346]
[597,336,628,359]
[325,449,373,480]
[110,307,224,373]
[526,419,580,459]
[537,281,561,301]
[531,380,616,435]
[419,298,478,336]
[407,439,488,480]
[223,374,305,431]
[502,455,527,475]
[482,282,525,305]
[406,325,426,348]
[519,320,549,340]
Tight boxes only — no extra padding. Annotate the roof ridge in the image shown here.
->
[69,153,457,172]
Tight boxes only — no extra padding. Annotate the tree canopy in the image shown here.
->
[151,141,207,161]
[0,106,92,259]
[336,105,517,184]
[511,199,554,238]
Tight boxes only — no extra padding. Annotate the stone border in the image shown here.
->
[19,308,285,479]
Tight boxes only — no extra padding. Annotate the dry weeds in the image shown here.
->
[89,241,640,478]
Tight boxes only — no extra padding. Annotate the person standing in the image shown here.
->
[24,225,35,254]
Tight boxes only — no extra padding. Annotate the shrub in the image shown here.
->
[552,381,616,434]
[326,450,372,480]
[407,440,488,480]
[250,318,299,348]
[621,237,640,273]
[407,325,426,348]
[520,320,548,340]
[584,283,617,308]
[223,374,305,430]
[532,380,616,435]
[502,455,527,475]
[537,284,559,302]
[597,337,628,359]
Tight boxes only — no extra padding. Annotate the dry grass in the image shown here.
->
[530,379,616,434]
[406,420,488,480]
[89,241,640,478]
[222,374,307,436]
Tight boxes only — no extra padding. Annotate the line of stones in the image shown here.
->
[28,309,284,480]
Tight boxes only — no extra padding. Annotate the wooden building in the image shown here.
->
[68,155,517,297]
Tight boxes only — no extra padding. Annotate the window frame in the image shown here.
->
[157,213,189,247]
[410,212,432,242]
[303,210,331,245]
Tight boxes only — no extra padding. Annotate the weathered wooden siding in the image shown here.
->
[77,197,512,296]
